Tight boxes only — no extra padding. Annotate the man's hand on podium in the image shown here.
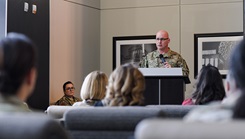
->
[163,62,172,68]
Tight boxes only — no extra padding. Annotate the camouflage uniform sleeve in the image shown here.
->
[175,55,189,76]
[75,97,82,102]
[54,96,71,106]
[180,58,189,76]
[139,56,148,68]
[55,100,69,106]
[168,51,189,76]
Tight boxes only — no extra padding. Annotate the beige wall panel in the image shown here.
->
[100,6,180,76]
[181,2,243,98]
[50,0,100,104]
[64,0,100,9]
[181,0,242,4]
[100,0,179,9]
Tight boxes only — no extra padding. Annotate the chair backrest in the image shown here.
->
[146,105,207,118]
[135,118,245,139]
[46,105,90,119]
[64,107,164,139]
[0,112,70,139]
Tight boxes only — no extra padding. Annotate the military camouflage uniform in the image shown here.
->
[139,49,189,76]
[55,95,81,106]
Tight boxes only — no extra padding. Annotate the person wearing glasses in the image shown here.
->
[54,81,81,106]
[139,30,189,76]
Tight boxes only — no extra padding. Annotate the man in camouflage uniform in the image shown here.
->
[139,30,189,76]
[55,81,81,106]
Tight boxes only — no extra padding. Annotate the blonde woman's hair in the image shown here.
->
[80,71,108,101]
[103,63,145,106]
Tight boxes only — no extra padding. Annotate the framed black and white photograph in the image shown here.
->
[194,32,243,78]
[113,35,156,69]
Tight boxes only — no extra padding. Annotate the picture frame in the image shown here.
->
[113,35,156,69]
[194,32,243,78]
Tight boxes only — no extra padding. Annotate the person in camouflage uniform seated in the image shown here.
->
[55,81,81,106]
[139,30,189,76]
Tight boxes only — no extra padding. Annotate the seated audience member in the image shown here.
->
[232,93,245,119]
[55,81,81,106]
[95,63,145,106]
[182,64,225,105]
[0,32,38,112]
[184,39,245,122]
[73,71,108,106]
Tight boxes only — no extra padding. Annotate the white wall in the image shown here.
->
[0,0,6,39]
[50,0,100,103]
[100,0,243,98]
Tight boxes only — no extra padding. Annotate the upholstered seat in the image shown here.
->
[0,112,70,139]
[135,118,245,139]
[64,107,164,139]
[146,105,207,118]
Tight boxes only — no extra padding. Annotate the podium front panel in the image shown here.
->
[160,79,184,104]
[144,77,185,105]
[144,79,159,105]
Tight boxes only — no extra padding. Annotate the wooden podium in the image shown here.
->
[138,68,190,105]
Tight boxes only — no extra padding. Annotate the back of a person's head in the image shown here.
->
[192,64,225,104]
[0,32,37,96]
[80,71,108,100]
[229,40,245,119]
[233,92,245,119]
[105,63,145,106]
[229,40,245,90]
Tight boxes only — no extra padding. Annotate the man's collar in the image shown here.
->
[158,48,171,57]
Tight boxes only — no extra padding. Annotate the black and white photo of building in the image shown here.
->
[120,43,156,66]
[202,41,238,70]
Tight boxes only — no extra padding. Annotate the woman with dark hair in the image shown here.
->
[0,32,38,112]
[182,64,225,105]
[232,92,245,119]
[184,40,245,122]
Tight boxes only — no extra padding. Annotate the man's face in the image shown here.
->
[156,31,170,51]
[64,83,75,97]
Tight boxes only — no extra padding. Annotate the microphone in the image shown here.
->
[159,54,165,63]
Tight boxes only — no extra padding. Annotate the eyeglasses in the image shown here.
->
[156,38,169,41]
[66,87,75,91]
